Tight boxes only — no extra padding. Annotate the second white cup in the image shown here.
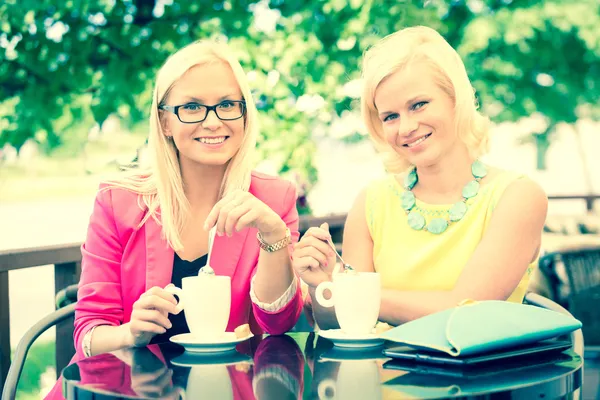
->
[315,272,381,336]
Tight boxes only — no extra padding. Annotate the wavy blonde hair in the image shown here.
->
[361,26,490,174]
[106,40,259,251]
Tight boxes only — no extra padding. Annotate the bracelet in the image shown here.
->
[257,228,292,252]
[82,325,99,358]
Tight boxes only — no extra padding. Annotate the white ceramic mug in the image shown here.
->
[166,275,231,339]
[315,272,381,335]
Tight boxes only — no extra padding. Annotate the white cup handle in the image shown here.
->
[315,281,335,308]
[165,286,184,314]
[317,379,336,400]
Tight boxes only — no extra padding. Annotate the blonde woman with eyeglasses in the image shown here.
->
[73,40,303,357]
[293,26,548,329]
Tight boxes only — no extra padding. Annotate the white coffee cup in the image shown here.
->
[315,272,381,335]
[166,275,231,339]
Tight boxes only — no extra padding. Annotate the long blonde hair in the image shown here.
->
[361,26,490,173]
[106,40,259,251]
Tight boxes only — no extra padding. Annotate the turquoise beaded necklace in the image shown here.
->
[400,160,487,234]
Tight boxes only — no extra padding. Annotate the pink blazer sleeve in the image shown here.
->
[73,186,126,356]
[251,182,303,334]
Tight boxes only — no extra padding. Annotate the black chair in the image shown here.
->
[2,284,79,400]
[524,292,584,355]
[539,247,600,347]
[55,283,79,309]
[2,303,76,400]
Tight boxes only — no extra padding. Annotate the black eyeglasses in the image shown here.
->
[159,100,246,124]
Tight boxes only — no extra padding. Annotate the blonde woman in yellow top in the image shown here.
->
[292,26,548,329]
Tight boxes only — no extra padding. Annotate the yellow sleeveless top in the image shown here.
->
[365,171,535,303]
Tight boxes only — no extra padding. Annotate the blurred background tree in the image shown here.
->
[457,0,600,171]
[1,0,599,207]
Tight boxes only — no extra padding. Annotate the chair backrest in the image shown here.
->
[544,215,600,235]
[55,283,79,309]
[1,304,76,400]
[539,247,600,345]
[523,292,584,355]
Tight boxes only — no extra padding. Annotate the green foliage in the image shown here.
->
[14,340,55,398]
[457,0,600,166]
[1,0,600,184]
[459,2,600,125]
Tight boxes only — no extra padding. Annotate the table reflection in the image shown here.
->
[56,334,305,400]
[52,332,583,400]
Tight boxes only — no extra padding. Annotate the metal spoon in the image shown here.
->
[199,225,217,276]
[326,239,354,273]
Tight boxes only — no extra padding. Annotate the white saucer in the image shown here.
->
[318,329,385,349]
[171,351,253,367]
[170,332,253,354]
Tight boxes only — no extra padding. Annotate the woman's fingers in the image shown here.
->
[304,226,331,242]
[293,260,332,287]
[205,190,281,236]
[292,225,342,288]
[234,208,260,233]
[215,203,236,236]
[135,293,180,315]
[293,228,338,273]
[131,309,172,330]
[130,318,169,335]
[293,244,329,266]
[223,203,254,236]
[142,286,178,304]
[205,190,247,234]
[296,235,334,257]
[293,255,321,270]
[128,285,181,343]
[204,191,237,230]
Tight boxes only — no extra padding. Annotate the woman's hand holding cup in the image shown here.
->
[292,223,337,288]
[127,285,181,347]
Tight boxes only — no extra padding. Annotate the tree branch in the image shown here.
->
[132,0,158,26]
[5,58,73,94]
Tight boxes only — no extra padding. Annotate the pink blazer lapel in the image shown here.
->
[210,228,251,278]
[144,216,174,290]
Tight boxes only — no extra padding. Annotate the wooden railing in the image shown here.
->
[547,194,600,212]
[0,194,597,388]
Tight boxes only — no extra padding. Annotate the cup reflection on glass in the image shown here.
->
[171,351,254,400]
[166,275,231,339]
[315,272,381,335]
[179,365,234,400]
[317,359,382,400]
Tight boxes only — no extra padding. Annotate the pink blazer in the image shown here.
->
[73,171,303,356]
